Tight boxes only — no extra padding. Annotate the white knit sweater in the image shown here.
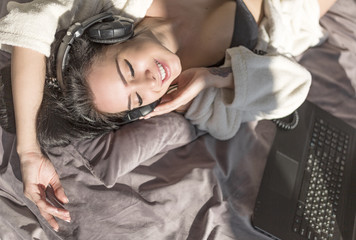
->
[0,0,326,140]
[185,46,312,139]
[0,0,152,56]
[186,0,327,139]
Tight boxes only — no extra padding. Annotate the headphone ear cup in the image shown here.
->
[87,19,134,44]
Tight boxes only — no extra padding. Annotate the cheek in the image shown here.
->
[87,69,128,113]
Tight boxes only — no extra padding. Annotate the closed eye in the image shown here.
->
[124,59,134,77]
[136,92,143,106]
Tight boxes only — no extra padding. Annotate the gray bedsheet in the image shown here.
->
[1,0,356,239]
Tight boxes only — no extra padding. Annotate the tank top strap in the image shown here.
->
[230,0,259,50]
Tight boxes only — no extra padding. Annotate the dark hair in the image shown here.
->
[38,30,134,148]
[0,30,129,149]
[0,19,159,149]
[0,66,16,134]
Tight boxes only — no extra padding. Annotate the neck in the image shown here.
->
[145,1,202,64]
[144,0,242,69]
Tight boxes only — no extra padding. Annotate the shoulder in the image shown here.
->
[111,0,153,21]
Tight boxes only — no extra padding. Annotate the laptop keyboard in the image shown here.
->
[292,118,349,240]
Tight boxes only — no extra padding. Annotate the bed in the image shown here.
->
[1,0,356,239]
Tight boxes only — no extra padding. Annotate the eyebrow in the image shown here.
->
[115,58,131,110]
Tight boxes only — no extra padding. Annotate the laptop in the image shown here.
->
[252,100,356,240]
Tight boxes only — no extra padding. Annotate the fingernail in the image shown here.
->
[54,227,59,232]
[65,218,71,223]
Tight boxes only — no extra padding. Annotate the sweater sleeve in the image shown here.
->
[257,0,327,56]
[0,0,77,56]
[184,46,311,140]
[0,0,152,57]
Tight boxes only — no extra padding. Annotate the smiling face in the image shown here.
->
[86,29,182,114]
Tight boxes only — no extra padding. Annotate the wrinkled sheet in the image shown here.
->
[1,0,356,239]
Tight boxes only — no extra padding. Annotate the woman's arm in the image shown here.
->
[318,0,337,17]
[147,46,311,140]
[143,66,234,118]
[11,47,45,154]
[1,0,155,231]
[184,47,312,140]
[11,46,70,231]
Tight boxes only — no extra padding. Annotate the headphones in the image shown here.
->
[56,12,160,125]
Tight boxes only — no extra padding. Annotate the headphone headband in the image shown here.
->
[56,12,134,90]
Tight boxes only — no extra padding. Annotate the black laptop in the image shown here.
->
[252,100,356,240]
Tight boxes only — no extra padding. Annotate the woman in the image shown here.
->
[0,0,336,232]
[41,0,332,142]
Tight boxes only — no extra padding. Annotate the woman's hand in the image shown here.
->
[20,151,70,232]
[145,68,207,118]
[145,66,233,118]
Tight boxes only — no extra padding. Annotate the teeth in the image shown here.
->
[156,60,166,81]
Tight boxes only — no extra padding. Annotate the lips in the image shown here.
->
[155,60,170,84]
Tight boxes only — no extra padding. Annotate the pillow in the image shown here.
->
[71,112,201,187]
[0,51,201,188]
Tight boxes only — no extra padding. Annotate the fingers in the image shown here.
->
[144,98,180,119]
[144,103,180,119]
[24,184,70,232]
[40,184,70,212]
[155,89,189,113]
[46,165,70,207]
[159,93,174,104]
[20,152,71,232]
[50,179,69,205]
[142,93,175,119]
[155,101,180,114]
[144,86,190,119]
[38,201,70,231]
[54,185,69,205]
[41,211,60,232]
[143,67,207,119]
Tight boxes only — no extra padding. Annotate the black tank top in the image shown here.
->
[231,0,259,49]
[212,0,258,66]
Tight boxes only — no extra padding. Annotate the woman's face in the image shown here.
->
[86,30,181,113]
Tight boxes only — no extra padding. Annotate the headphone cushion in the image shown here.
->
[88,20,133,44]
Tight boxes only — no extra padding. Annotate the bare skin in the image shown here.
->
[146,0,264,69]
[10,0,337,231]
[11,47,71,231]
[318,0,337,16]
[88,0,263,114]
